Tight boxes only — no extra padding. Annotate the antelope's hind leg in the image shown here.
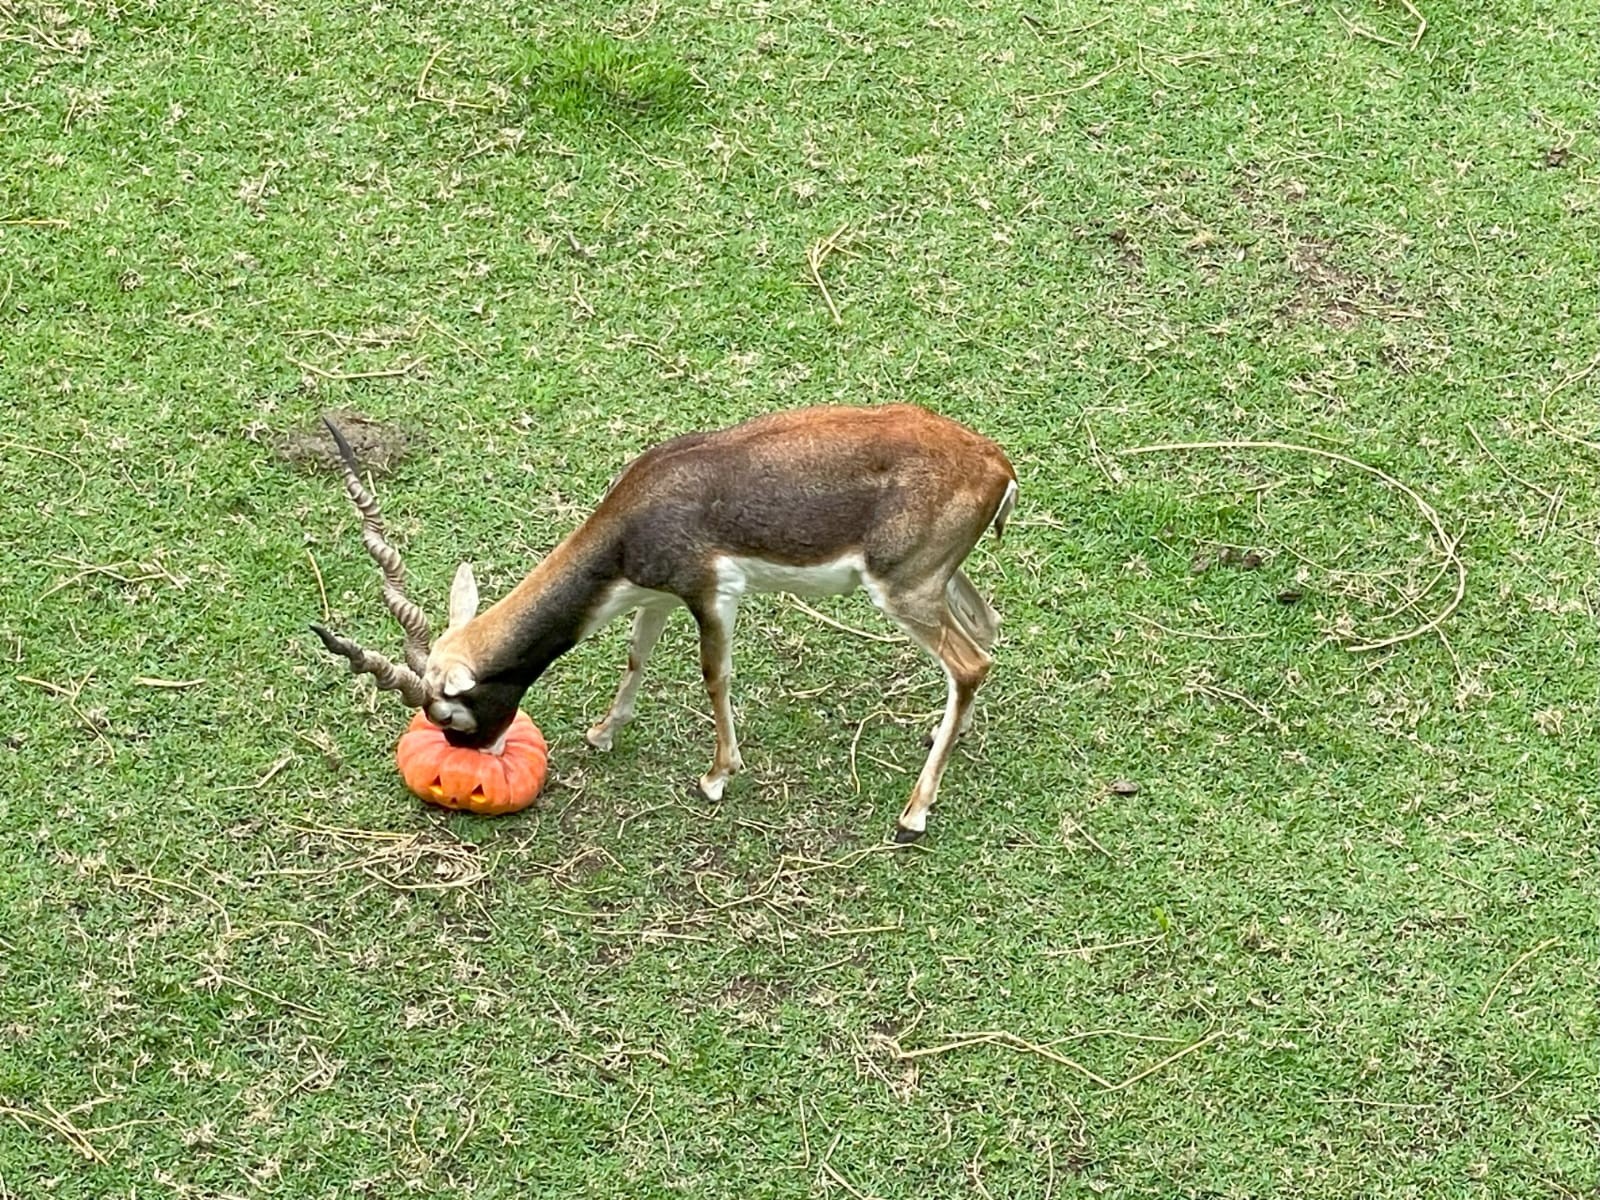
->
[586,601,676,752]
[880,584,993,841]
[921,569,1000,746]
[945,568,1000,653]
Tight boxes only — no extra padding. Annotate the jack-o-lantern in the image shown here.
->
[394,711,548,815]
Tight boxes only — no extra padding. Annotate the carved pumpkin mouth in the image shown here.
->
[422,780,483,802]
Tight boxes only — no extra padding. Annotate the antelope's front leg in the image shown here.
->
[693,597,742,801]
[586,602,674,752]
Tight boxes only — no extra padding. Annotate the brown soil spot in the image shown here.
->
[1284,237,1407,330]
[272,409,419,474]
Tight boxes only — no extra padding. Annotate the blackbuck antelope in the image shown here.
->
[313,404,1017,840]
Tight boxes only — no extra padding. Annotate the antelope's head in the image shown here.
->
[310,418,518,752]
[417,562,527,752]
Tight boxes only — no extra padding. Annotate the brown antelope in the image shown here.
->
[312,404,1017,840]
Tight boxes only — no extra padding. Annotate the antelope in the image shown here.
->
[312,404,1017,841]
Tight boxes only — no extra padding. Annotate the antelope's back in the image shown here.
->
[604,405,1014,572]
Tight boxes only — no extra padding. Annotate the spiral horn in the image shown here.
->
[310,623,428,708]
[322,416,432,673]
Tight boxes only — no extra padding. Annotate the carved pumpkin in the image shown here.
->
[394,711,548,815]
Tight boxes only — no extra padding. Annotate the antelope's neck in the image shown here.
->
[472,522,625,686]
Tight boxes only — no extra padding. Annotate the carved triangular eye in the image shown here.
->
[448,562,479,630]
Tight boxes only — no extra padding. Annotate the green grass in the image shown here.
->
[2,1,1598,1196]
[505,33,696,124]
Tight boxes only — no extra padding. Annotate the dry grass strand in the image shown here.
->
[0,1102,105,1163]
[0,439,88,504]
[218,752,296,793]
[415,44,496,111]
[1479,936,1562,1017]
[805,223,851,324]
[116,872,234,937]
[1538,348,1600,453]
[306,548,331,622]
[889,1027,1226,1093]
[289,355,424,381]
[787,596,906,644]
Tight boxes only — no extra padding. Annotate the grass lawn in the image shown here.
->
[3,0,1598,1195]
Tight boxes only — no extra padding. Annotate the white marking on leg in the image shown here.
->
[903,669,960,833]
[956,702,976,737]
[698,582,743,801]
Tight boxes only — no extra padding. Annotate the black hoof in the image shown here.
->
[894,825,925,845]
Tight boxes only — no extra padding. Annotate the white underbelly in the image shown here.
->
[581,580,680,637]
[716,552,865,598]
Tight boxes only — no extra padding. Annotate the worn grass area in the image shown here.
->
[2,0,1598,1195]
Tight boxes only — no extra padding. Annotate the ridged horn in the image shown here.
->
[310,624,428,709]
[322,416,432,673]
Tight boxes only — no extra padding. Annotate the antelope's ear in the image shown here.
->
[448,562,479,630]
[443,662,477,697]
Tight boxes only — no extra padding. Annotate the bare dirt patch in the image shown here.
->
[1284,235,1410,330]
[271,409,420,474]
[1229,167,1420,331]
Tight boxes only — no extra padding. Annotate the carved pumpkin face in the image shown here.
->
[394,710,548,815]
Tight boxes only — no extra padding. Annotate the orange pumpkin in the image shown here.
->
[394,711,549,815]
